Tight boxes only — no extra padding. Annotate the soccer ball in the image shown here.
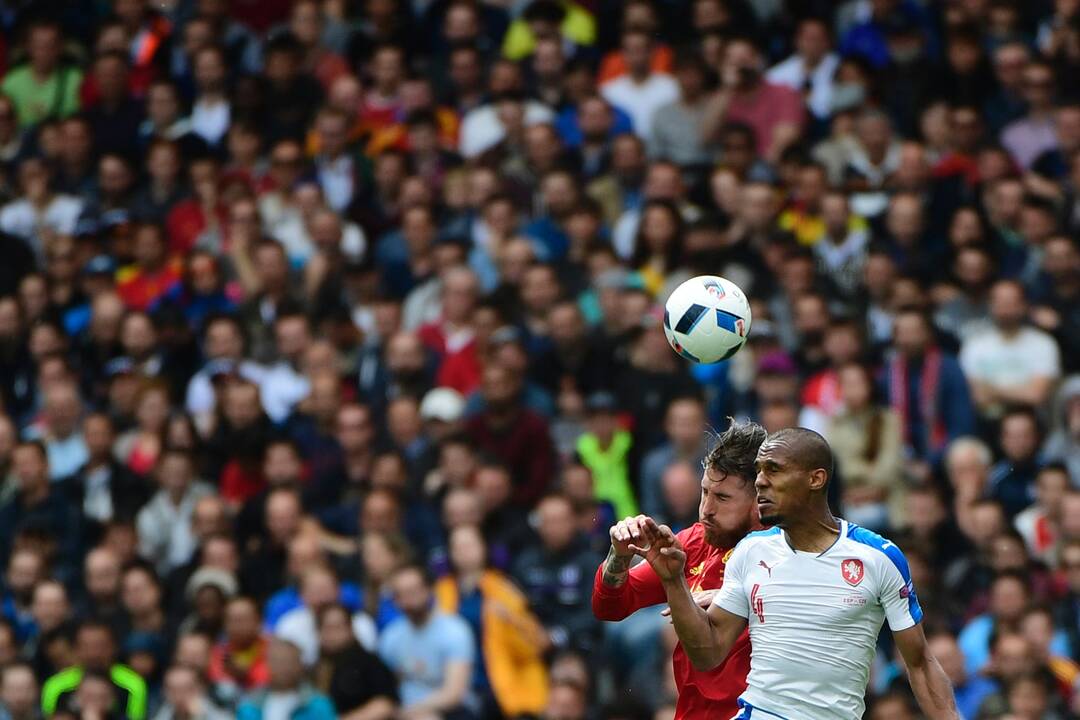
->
[663,275,752,363]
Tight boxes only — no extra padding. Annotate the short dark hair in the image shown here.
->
[765,427,835,482]
[703,419,767,485]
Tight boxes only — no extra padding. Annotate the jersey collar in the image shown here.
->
[782,518,848,557]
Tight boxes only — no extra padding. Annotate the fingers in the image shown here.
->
[627,543,649,557]
[612,515,655,545]
[660,606,672,617]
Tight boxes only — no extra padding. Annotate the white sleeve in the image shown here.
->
[957,339,981,380]
[1028,333,1061,378]
[712,541,750,618]
[875,548,923,632]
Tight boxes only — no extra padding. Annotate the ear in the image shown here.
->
[808,468,828,493]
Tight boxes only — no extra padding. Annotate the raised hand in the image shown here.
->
[628,518,686,582]
[609,515,654,559]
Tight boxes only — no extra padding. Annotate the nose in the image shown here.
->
[754,472,768,490]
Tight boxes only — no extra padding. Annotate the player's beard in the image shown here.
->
[702,522,750,549]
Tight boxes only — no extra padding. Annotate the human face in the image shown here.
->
[698,468,756,547]
[267,641,304,690]
[537,497,577,551]
[449,526,486,574]
[390,568,432,623]
[989,282,1026,331]
[753,438,820,527]
[0,665,37,717]
[318,607,354,654]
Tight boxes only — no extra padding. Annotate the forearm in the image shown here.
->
[700,91,731,144]
[601,546,633,587]
[662,576,728,670]
[908,656,959,720]
[406,665,469,714]
[993,380,1051,406]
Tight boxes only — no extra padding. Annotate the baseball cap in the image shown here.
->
[585,390,619,413]
[83,255,117,276]
[420,387,466,423]
[104,357,135,378]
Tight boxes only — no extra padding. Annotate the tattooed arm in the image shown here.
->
[593,516,672,620]
[601,545,634,587]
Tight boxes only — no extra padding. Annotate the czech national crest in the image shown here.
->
[841,559,865,586]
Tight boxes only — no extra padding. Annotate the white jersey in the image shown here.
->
[713,519,922,720]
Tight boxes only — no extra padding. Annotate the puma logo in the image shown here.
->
[758,560,773,577]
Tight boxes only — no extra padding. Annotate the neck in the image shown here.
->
[458,569,483,591]
[23,483,49,505]
[31,64,55,82]
[781,505,840,553]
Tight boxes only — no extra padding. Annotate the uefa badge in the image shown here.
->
[841,559,865,587]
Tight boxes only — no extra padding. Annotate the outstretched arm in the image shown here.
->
[630,518,747,671]
[894,624,959,720]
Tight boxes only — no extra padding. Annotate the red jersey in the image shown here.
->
[592,523,751,720]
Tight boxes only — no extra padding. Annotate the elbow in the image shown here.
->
[686,648,722,672]
[591,599,628,622]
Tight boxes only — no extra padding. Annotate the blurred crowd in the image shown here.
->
[0,0,1078,719]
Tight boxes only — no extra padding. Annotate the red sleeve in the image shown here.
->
[591,525,702,620]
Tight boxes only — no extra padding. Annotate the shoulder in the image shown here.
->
[1021,327,1059,351]
[732,526,782,555]
[433,612,473,640]
[844,524,911,577]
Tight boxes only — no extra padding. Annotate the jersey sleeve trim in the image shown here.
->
[846,523,923,625]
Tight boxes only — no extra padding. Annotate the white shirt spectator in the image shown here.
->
[601,74,680,139]
[136,482,216,575]
[767,53,840,119]
[190,98,231,145]
[459,101,556,158]
[316,154,357,213]
[259,362,311,424]
[959,326,1061,403]
[274,606,377,666]
[0,194,83,261]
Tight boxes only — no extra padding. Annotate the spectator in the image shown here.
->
[575,391,636,521]
[1044,376,1080,482]
[638,397,707,521]
[0,21,82,128]
[989,408,1045,518]
[206,596,269,698]
[378,565,475,718]
[702,37,806,162]
[435,525,549,718]
[41,621,147,720]
[273,565,376,667]
[152,663,230,720]
[236,638,336,720]
[312,602,397,719]
[926,631,996,720]
[0,661,38,720]
[826,362,904,531]
[767,17,840,122]
[0,442,81,582]
[960,280,1061,419]
[512,495,600,653]
[136,449,215,575]
[466,363,555,509]
[884,309,976,463]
